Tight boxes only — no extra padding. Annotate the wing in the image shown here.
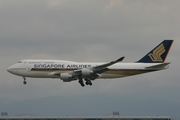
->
[92,56,125,73]
[71,56,125,75]
[55,56,125,87]
[54,57,125,81]
[65,57,125,80]
[92,57,125,71]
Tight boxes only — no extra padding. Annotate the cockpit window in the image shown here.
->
[17,61,22,63]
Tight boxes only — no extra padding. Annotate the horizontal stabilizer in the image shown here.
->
[145,63,170,69]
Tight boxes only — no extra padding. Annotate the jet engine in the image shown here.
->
[60,73,73,82]
[81,68,94,77]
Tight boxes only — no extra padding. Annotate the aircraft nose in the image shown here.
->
[7,66,12,73]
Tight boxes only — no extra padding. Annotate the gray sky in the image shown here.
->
[0,0,180,119]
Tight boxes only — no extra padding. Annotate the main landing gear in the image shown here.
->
[23,77,27,85]
[78,79,92,87]
[85,80,92,86]
[78,79,85,87]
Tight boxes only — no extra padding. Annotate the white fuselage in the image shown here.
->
[6,40,173,86]
[7,59,166,80]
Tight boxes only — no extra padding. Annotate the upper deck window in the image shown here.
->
[17,61,22,63]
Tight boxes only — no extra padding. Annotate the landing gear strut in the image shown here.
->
[78,75,93,87]
[78,76,85,87]
[23,77,27,84]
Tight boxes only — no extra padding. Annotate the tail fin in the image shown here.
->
[137,40,174,63]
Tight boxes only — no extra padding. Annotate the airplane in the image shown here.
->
[7,40,174,87]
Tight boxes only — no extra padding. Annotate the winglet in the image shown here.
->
[137,40,174,63]
[116,56,125,62]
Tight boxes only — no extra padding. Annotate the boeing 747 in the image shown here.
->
[7,40,173,87]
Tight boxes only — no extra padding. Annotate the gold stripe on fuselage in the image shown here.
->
[105,69,155,75]
[31,68,156,76]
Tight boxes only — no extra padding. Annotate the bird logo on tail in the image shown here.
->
[148,44,165,62]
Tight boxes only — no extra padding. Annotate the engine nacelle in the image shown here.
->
[81,68,94,77]
[60,73,73,82]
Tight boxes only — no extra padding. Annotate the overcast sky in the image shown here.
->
[0,0,180,119]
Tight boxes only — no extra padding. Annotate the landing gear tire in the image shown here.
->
[81,83,85,87]
[89,82,92,86]
[78,79,84,87]
[85,81,88,85]
[85,80,92,86]
[23,81,27,84]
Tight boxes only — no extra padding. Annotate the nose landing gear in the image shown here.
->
[23,77,27,84]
